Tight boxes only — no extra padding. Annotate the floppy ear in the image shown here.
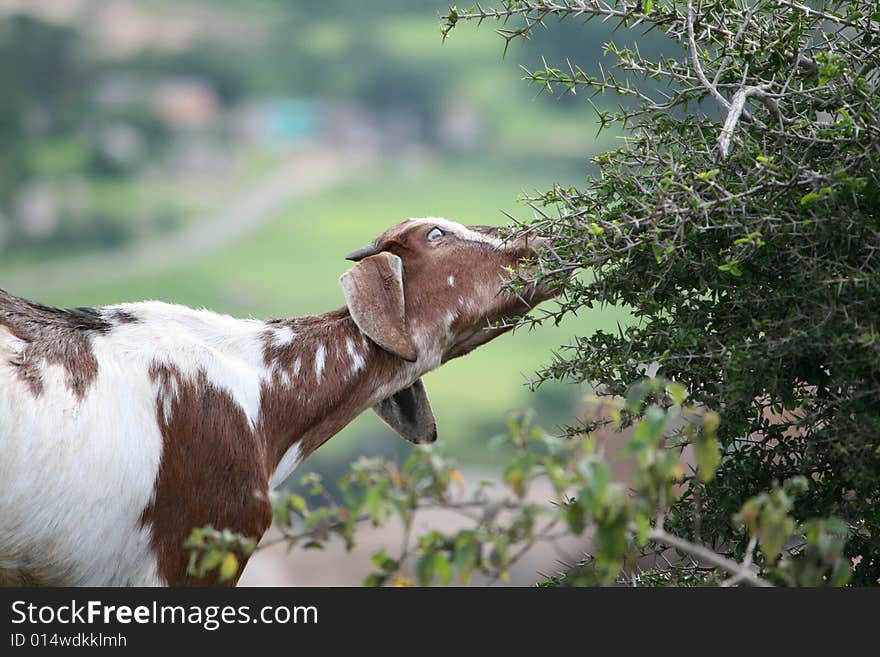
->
[340,251,418,362]
[373,378,437,444]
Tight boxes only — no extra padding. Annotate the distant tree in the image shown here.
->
[191,0,879,586]
[0,15,90,210]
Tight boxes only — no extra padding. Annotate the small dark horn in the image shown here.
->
[345,244,381,262]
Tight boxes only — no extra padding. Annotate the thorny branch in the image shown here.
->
[648,528,772,587]
[439,0,879,586]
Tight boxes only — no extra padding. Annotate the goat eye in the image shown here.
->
[426,227,445,241]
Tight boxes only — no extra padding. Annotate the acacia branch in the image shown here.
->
[647,527,773,587]
[686,0,730,111]
[717,83,773,158]
[775,0,880,32]
[721,535,759,587]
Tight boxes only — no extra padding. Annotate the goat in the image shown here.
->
[0,218,556,586]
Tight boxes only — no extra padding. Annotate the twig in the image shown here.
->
[647,527,773,587]
[687,0,729,110]
[721,534,759,587]
[717,84,773,158]
[711,1,759,87]
[774,0,880,32]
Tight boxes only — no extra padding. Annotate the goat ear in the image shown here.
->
[340,251,418,362]
[373,378,437,444]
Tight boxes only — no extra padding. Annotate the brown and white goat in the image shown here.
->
[0,218,556,586]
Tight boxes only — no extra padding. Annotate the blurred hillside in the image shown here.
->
[0,0,653,476]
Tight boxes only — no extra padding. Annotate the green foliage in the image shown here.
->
[236,380,853,586]
[735,477,806,566]
[185,525,256,582]
[443,0,880,585]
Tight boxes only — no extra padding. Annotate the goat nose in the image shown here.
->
[345,244,381,262]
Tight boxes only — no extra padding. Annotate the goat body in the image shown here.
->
[0,218,553,586]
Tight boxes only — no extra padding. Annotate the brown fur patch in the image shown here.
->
[0,289,134,399]
[257,218,551,481]
[140,312,402,586]
[142,362,271,586]
[260,310,402,465]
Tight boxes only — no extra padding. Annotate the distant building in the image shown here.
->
[234,98,321,147]
[94,73,140,109]
[14,182,59,239]
[153,79,219,130]
[439,102,486,152]
[0,0,263,58]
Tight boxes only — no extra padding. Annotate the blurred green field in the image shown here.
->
[2,154,629,466]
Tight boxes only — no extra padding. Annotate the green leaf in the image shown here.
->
[370,548,398,573]
[288,494,308,515]
[488,542,509,577]
[800,187,832,206]
[364,486,387,525]
[759,515,794,565]
[218,552,239,581]
[625,381,651,412]
[666,381,687,405]
[635,513,651,548]
[629,406,669,456]
[416,553,436,586]
[652,242,665,264]
[564,500,587,534]
[702,411,720,438]
[504,463,527,498]
[342,482,367,513]
[186,550,199,576]
[200,549,223,575]
[696,168,719,181]
[363,572,387,588]
[695,435,721,482]
[453,534,480,584]
[434,553,453,586]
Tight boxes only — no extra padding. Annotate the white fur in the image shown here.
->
[1,326,164,585]
[0,301,278,585]
[409,217,501,247]
[314,344,326,382]
[271,326,296,348]
[269,443,302,490]
[444,311,457,337]
[345,337,365,374]
[124,302,267,428]
[158,374,179,423]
